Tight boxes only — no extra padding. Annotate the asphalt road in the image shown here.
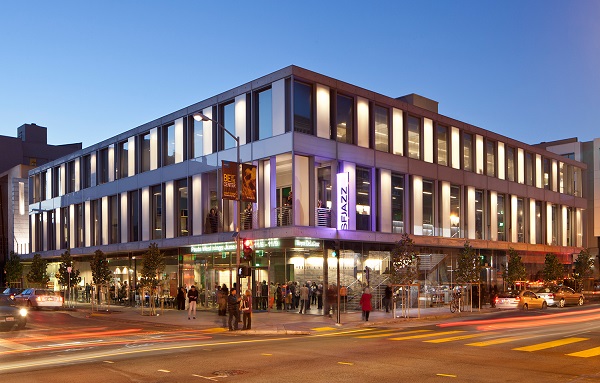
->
[1,306,600,382]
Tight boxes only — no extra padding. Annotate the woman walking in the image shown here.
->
[359,287,373,321]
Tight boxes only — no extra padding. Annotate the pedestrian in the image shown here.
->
[261,281,268,310]
[187,285,198,319]
[299,283,309,314]
[241,289,252,330]
[383,283,393,313]
[177,286,186,310]
[218,284,228,316]
[360,287,373,321]
[275,283,283,310]
[227,288,241,331]
[85,283,91,303]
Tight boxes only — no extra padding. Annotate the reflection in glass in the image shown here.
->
[450,185,461,238]
[258,88,273,140]
[392,174,404,233]
[437,125,448,166]
[407,116,420,159]
[423,180,434,236]
[374,106,389,152]
[497,194,505,241]
[356,167,371,231]
[294,81,313,134]
[336,95,353,144]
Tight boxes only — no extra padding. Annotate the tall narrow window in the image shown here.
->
[152,185,162,240]
[118,140,129,178]
[92,199,101,246]
[110,195,119,244]
[475,190,484,239]
[506,146,515,182]
[67,161,75,193]
[463,133,473,172]
[486,140,496,177]
[294,81,313,135]
[535,201,543,244]
[423,180,434,236]
[407,115,420,159]
[191,115,203,158]
[177,179,189,237]
[61,207,69,249]
[543,158,550,190]
[257,88,273,140]
[517,198,525,243]
[335,94,353,144]
[496,195,506,241]
[81,155,91,189]
[436,124,448,166]
[98,148,109,184]
[222,102,236,150]
[450,185,461,238]
[75,204,83,248]
[392,174,404,233]
[141,133,151,173]
[559,162,564,193]
[163,123,176,166]
[551,204,558,245]
[129,190,139,242]
[52,166,61,197]
[374,105,389,152]
[525,152,534,186]
[355,167,371,231]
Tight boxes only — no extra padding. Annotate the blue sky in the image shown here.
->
[1,1,598,149]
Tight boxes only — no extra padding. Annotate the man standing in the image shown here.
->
[299,283,309,314]
[187,285,198,319]
[384,283,393,313]
[227,288,241,331]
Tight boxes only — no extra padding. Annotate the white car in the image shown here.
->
[15,288,63,309]
[494,291,520,309]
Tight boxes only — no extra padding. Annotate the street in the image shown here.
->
[1,305,599,382]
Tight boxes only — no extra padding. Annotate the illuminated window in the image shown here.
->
[374,106,389,152]
[407,115,420,159]
[436,125,448,166]
[463,133,473,172]
[356,167,371,231]
[335,94,353,144]
[423,180,434,236]
[392,174,404,233]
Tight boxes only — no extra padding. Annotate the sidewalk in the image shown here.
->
[67,303,491,335]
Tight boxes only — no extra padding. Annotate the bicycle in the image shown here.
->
[449,292,464,313]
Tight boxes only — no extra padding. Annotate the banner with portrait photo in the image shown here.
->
[241,163,257,202]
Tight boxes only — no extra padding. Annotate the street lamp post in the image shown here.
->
[193,112,242,293]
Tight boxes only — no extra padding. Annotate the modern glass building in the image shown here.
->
[26,66,586,305]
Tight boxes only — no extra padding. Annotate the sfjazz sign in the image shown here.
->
[337,172,350,230]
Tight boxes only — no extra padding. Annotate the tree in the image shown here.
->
[503,248,527,290]
[455,241,481,284]
[542,253,564,284]
[140,243,166,315]
[4,251,23,286]
[573,248,594,292]
[390,233,418,284]
[56,249,82,289]
[26,254,50,287]
[90,249,112,285]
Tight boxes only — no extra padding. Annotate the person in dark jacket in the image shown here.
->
[227,288,241,331]
[383,283,393,313]
[187,285,198,319]
[177,286,186,310]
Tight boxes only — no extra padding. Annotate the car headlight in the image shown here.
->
[19,308,28,317]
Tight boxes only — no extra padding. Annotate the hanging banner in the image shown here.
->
[337,172,350,230]
[222,160,238,200]
[241,163,257,202]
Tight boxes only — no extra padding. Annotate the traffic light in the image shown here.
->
[242,239,253,262]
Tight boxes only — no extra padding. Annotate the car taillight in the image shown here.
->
[548,293,554,298]
[59,297,63,302]
[514,296,520,301]
[36,297,42,302]
[494,297,499,303]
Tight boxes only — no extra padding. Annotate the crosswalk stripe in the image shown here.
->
[513,337,589,352]
[466,336,526,347]
[389,331,464,341]
[311,327,337,332]
[356,329,431,339]
[567,346,600,358]
[424,333,483,343]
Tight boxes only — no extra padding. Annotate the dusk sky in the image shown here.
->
[1,1,598,149]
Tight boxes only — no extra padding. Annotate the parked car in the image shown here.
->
[518,290,547,310]
[15,288,63,309]
[1,288,23,300]
[0,295,28,330]
[495,291,520,309]
[535,286,584,307]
